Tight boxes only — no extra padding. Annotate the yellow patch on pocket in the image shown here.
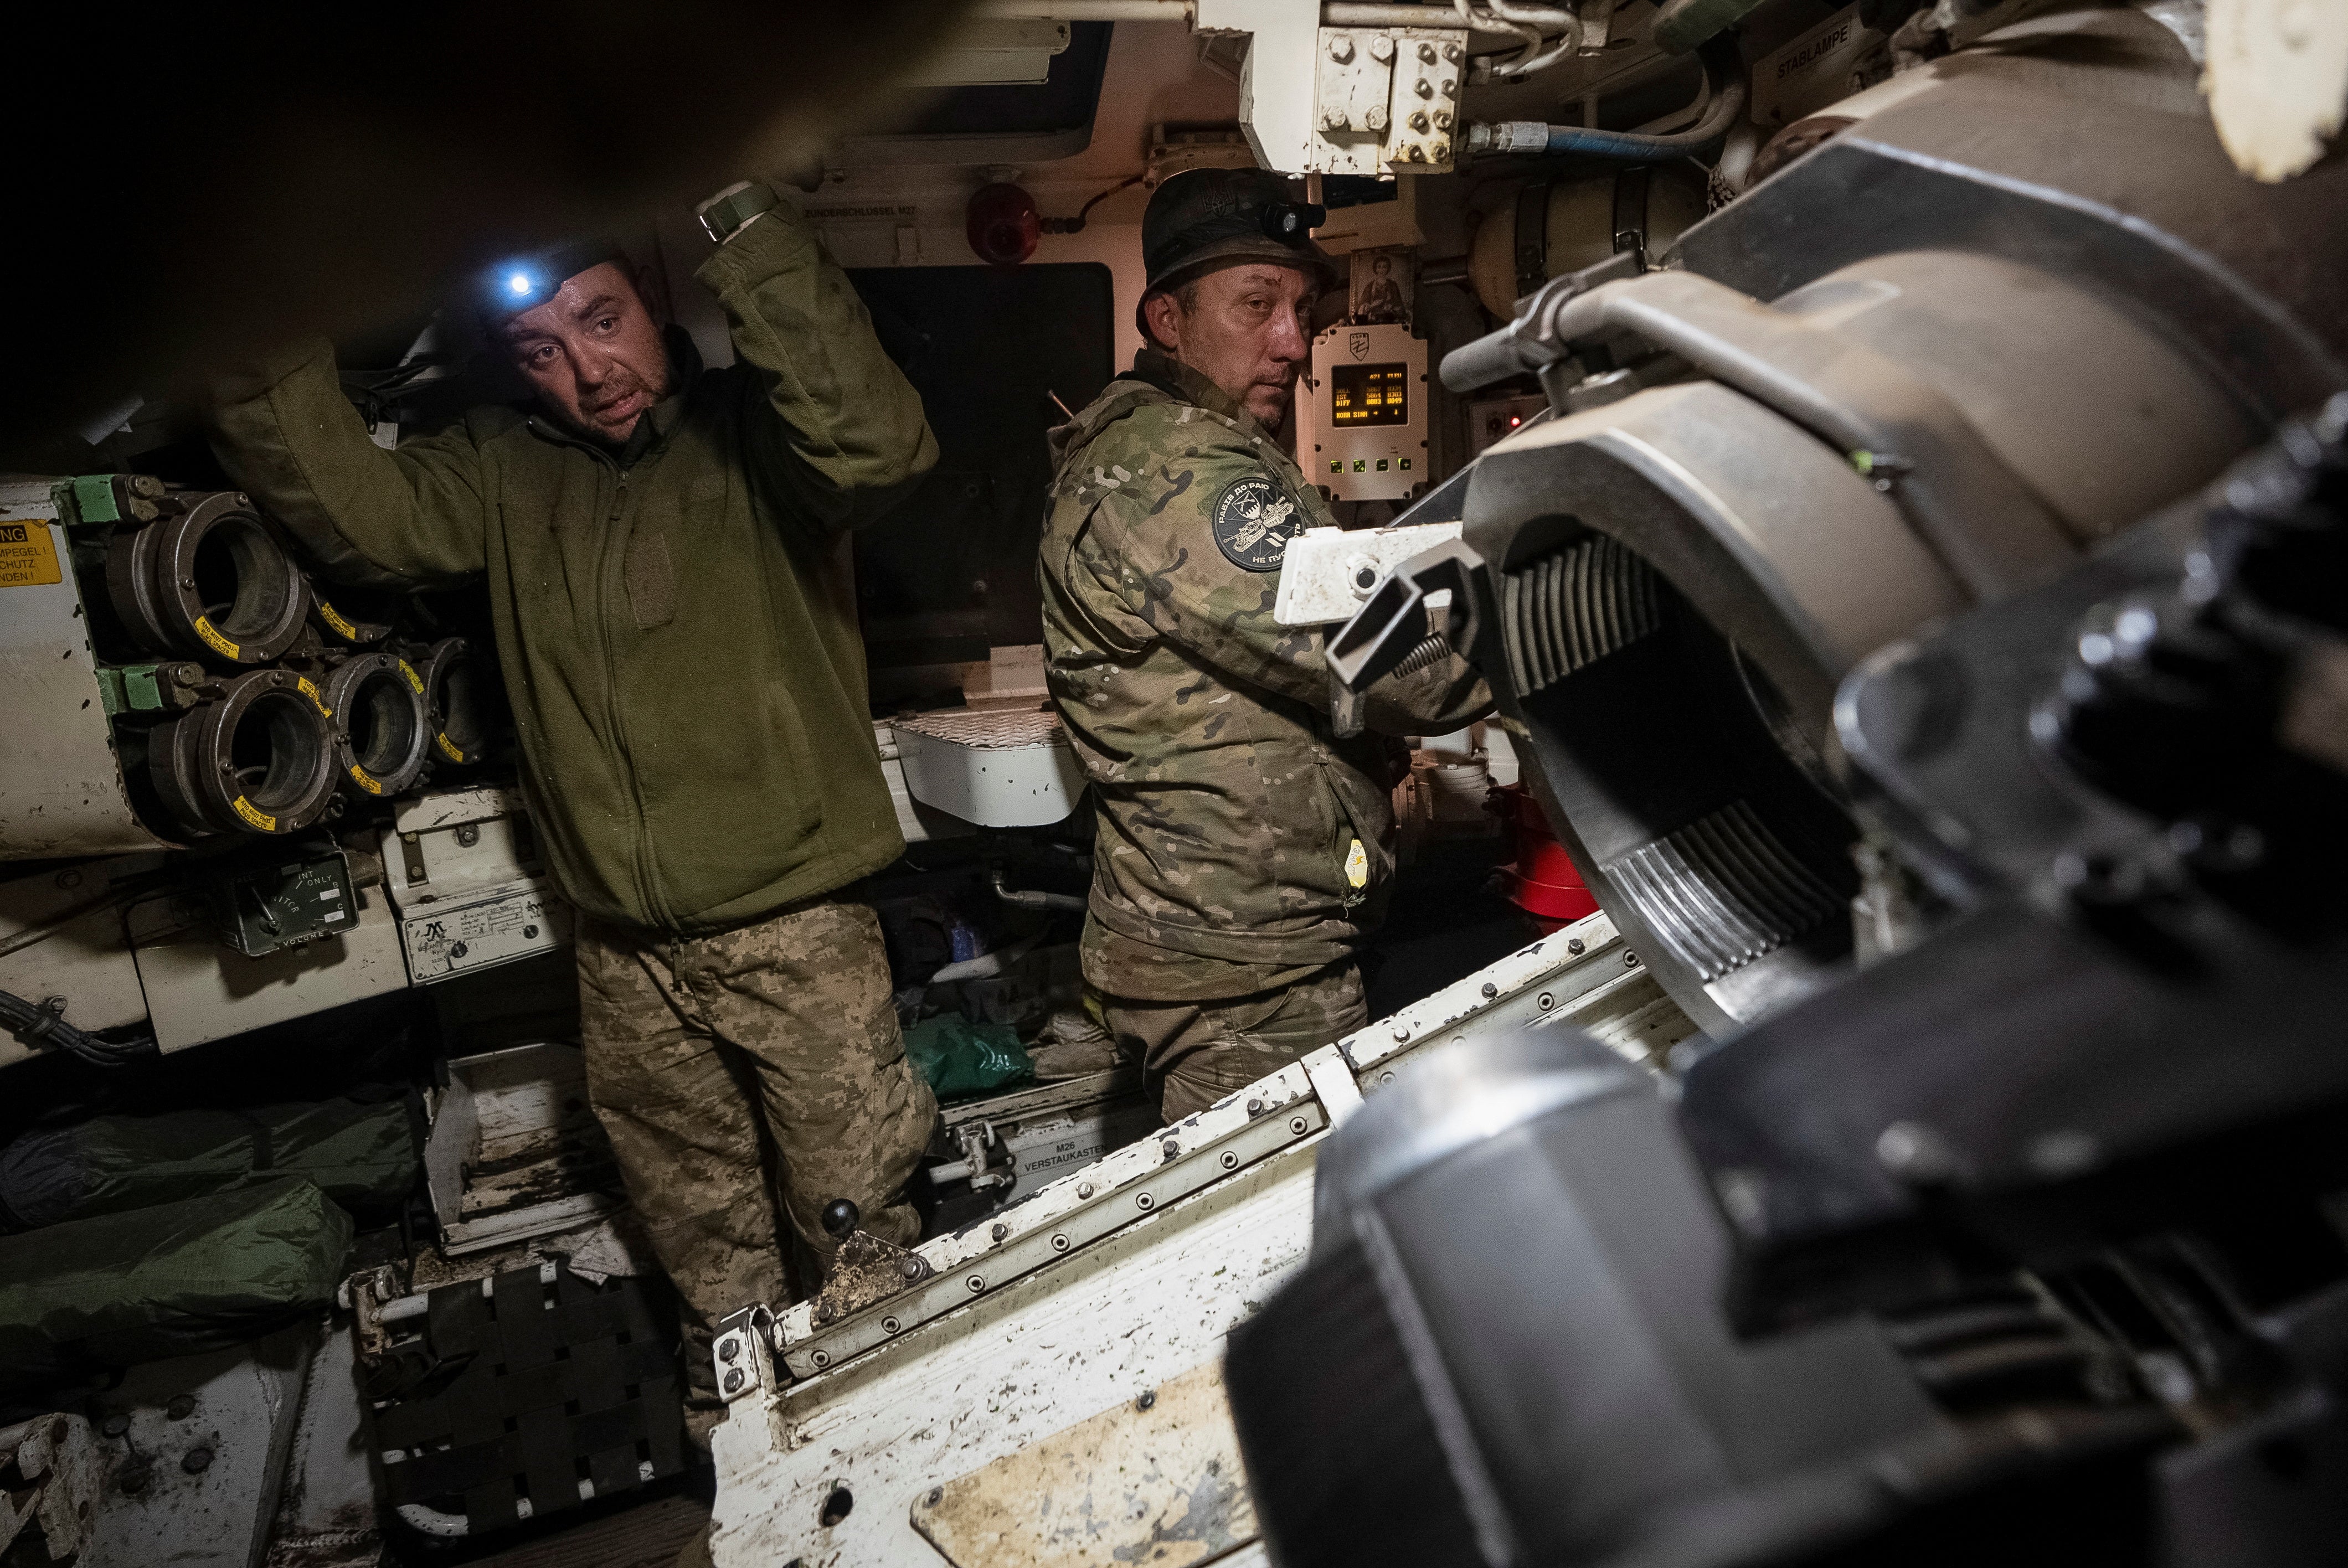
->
[1345,838,1369,889]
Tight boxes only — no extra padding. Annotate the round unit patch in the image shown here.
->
[1211,474,1302,572]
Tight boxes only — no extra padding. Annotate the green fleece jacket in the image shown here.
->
[208,205,936,936]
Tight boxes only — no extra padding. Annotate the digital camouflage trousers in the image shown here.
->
[1100,961,1367,1122]
[575,897,936,1420]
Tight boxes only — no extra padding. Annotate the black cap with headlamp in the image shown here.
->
[1140,168,1339,298]
[473,239,630,326]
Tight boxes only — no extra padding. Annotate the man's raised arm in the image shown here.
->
[207,337,491,586]
[694,195,939,535]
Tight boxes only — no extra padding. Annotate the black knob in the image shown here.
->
[820,1198,860,1241]
[2041,592,2273,818]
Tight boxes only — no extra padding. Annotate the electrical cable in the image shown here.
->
[0,988,158,1069]
[1042,172,1148,235]
[0,876,164,961]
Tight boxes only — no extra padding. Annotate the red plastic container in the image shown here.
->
[1492,783,1599,930]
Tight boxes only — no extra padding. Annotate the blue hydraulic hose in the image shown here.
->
[1469,68,1748,159]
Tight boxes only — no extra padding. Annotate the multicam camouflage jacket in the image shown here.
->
[1039,350,1490,1000]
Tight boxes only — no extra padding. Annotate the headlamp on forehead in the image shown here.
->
[1260,200,1326,243]
[472,240,628,323]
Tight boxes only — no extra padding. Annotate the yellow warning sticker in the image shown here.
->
[0,519,63,587]
[231,796,277,832]
[298,675,332,718]
[349,765,383,795]
[193,615,240,660]
[317,600,358,639]
[436,733,467,764]
[1345,838,1369,889]
[399,661,424,693]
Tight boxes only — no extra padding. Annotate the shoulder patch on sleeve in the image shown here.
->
[1209,473,1303,572]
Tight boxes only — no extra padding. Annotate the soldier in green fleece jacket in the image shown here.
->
[206,185,938,1436]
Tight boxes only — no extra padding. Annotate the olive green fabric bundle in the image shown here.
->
[0,1096,420,1233]
[0,1179,352,1395]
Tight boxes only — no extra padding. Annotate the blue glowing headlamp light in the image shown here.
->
[474,240,626,323]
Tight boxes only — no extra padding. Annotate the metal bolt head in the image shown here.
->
[1327,33,1353,61]
[1078,1182,1095,1200]
[1443,41,1463,61]
[1440,78,1456,97]
[1480,981,1499,999]
[1289,1116,1309,1136]
[1413,76,1433,97]
[900,1257,923,1280]
[181,1446,214,1474]
[1321,106,1350,132]
[814,1301,834,1324]
[991,1221,1009,1242]
[1431,140,1451,162]
[1391,1025,1410,1042]
[1369,33,1394,61]
[718,1336,740,1363]
[1538,992,1554,1010]
[1624,950,1640,967]
[1364,104,1389,131]
[1052,1232,1071,1251]
[811,1349,831,1368]
[1221,1150,1240,1170]
[723,1368,746,1394]
[1161,1138,1180,1161]
[883,1316,902,1334]
[1245,1097,1264,1116]
[1136,1192,1156,1210]
[1434,109,1453,131]
[1567,937,1585,955]
[1418,40,1437,61]
[1409,110,1430,132]
[966,1273,986,1293]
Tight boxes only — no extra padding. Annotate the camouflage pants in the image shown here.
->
[575,898,936,1416]
[1101,962,1367,1122]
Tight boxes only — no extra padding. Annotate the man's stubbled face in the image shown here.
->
[502,261,671,445]
[1145,263,1318,430]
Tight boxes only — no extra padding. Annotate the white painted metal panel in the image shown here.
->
[712,915,1701,1567]
[0,483,172,862]
[0,859,156,1064]
[127,883,409,1053]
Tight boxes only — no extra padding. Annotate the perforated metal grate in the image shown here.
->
[893,708,1066,751]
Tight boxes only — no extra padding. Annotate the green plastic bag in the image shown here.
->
[0,1095,420,1233]
[904,1015,1034,1100]
[0,1177,353,1395]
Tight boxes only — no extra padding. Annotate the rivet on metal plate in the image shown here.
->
[1052,1232,1070,1252]
[1220,1150,1239,1170]
[1289,1116,1309,1136]
[966,1273,987,1293]
[1136,1192,1156,1211]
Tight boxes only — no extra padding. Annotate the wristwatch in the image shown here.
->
[696,180,781,245]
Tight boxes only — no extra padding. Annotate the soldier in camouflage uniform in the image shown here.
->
[1039,171,1490,1121]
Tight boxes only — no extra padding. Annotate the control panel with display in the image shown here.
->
[1301,322,1428,502]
